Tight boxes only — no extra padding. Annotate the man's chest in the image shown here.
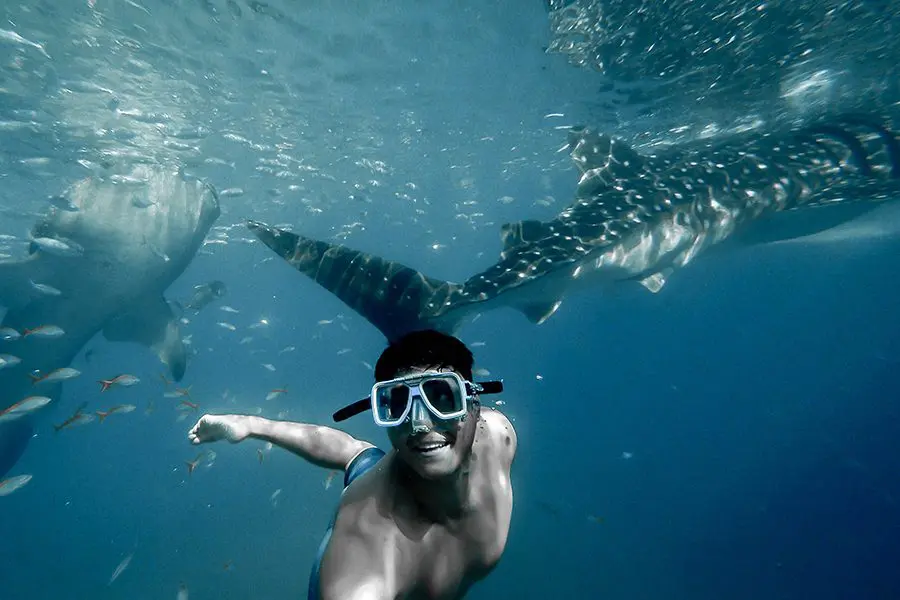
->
[326,503,510,599]
[391,515,507,599]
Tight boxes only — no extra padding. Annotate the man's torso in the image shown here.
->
[319,410,514,600]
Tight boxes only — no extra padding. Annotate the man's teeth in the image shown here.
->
[416,442,449,452]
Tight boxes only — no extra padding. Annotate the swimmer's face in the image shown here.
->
[386,366,479,480]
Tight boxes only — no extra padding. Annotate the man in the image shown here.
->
[188,329,517,599]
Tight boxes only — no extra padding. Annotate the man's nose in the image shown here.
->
[409,396,434,433]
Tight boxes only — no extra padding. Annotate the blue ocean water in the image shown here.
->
[1,1,899,599]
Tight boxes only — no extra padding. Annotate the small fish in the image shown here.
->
[217,322,236,331]
[249,319,269,329]
[0,29,50,58]
[0,327,21,341]
[99,374,140,391]
[279,345,296,354]
[270,488,282,507]
[110,174,149,187]
[160,373,173,387]
[535,500,562,517]
[108,552,134,585]
[257,448,264,464]
[130,192,155,209]
[0,396,52,422]
[54,403,94,432]
[96,404,136,423]
[261,363,276,372]
[265,388,288,401]
[219,187,244,197]
[324,470,337,490]
[179,399,199,411]
[30,367,81,385]
[317,319,334,325]
[30,237,83,257]
[239,336,253,345]
[22,325,65,338]
[186,453,204,476]
[0,474,33,497]
[29,280,62,297]
[145,240,170,262]
[219,305,239,314]
[336,348,352,356]
[0,354,22,370]
[186,280,227,312]
[177,582,189,600]
[473,367,491,377]
[166,386,192,399]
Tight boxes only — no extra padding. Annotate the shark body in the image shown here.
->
[249,114,900,341]
[0,166,220,476]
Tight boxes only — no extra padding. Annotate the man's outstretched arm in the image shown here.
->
[188,414,374,471]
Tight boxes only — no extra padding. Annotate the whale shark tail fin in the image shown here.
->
[247,221,468,341]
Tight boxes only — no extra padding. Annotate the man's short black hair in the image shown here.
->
[374,329,474,382]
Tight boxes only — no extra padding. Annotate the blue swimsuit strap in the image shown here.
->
[308,447,386,600]
[344,447,386,487]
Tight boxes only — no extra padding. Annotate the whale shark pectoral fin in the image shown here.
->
[103,295,186,381]
[519,299,563,325]
[248,220,465,340]
[0,256,41,311]
[637,269,672,293]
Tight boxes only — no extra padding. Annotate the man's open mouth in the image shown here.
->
[412,440,451,453]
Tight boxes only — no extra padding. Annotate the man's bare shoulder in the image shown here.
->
[479,407,517,463]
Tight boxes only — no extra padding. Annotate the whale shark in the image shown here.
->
[0,166,220,477]
[248,114,900,341]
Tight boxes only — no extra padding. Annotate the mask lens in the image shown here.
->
[375,384,411,422]
[421,377,462,416]
[388,385,410,419]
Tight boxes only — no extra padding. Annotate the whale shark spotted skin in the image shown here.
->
[0,166,220,477]
[249,114,900,341]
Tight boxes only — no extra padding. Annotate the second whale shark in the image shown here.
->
[0,166,220,477]
[249,114,900,341]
